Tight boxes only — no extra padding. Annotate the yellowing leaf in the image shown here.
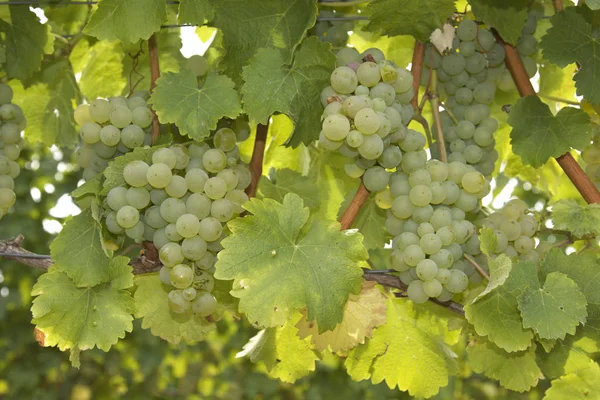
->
[296,281,387,353]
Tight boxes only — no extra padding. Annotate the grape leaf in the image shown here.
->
[77,40,126,100]
[536,334,598,380]
[258,168,321,211]
[101,146,157,196]
[31,266,134,352]
[149,70,242,140]
[241,37,336,147]
[0,5,52,80]
[518,272,587,340]
[478,227,498,256]
[215,193,367,332]
[587,0,600,9]
[338,191,388,251]
[365,0,456,42]
[72,174,103,200]
[134,275,217,344]
[464,261,537,352]
[508,96,591,167]
[540,6,600,104]
[84,0,166,44]
[178,0,213,25]
[238,315,319,383]
[49,209,111,287]
[345,297,458,398]
[468,0,528,45]
[472,254,512,302]
[551,200,600,238]
[467,336,541,392]
[296,281,387,353]
[544,361,600,400]
[211,0,317,85]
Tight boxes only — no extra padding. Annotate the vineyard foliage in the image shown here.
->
[1,0,600,399]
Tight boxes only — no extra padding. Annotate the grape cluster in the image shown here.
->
[319,47,415,179]
[477,199,540,264]
[0,83,25,219]
[73,92,153,181]
[379,129,491,303]
[427,11,541,177]
[310,10,353,48]
[102,129,251,316]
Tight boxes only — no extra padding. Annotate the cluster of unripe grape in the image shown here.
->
[102,127,251,316]
[310,9,354,48]
[73,92,154,180]
[319,47,415,179]
[0,83,25,219]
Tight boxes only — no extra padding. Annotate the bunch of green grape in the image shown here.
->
[310,10,353,48]
[102,129,251,316]
[0,83,25,219]
[319,47,415,179]
[373,128,491,303]
[73,92,154,181]
[472,199,540,263]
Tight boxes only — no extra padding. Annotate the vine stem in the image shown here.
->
[463,254,489,280]
[245,122,269,199]
[0,235,160,274]
[499,34,600,204]
[429,70,448,163]
[339,182,370,230]
[410,41,425,110]
[148,34,161,144]
[552,0,564,12]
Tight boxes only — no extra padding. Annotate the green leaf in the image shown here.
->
[215,193,367,332]
[338,190,388,251]
[241,37,336,147]
[464,261,538,352]
[238,315,319,383]
[178,0,213,25]
[71,174,103,200]
[472,254,512,302]
[49,209,112,287]
[586,0,600,9]
[133,275,217,344]
[0,5,52,80]
[551,200,600,238]
[149,70,242,140]
[31,269,134,352]
[84,0,167,44]
[544,361,600,400]
[345,297,458,398]
[468,0,528,45]
[508,96,591,167]
[211,0,317,85]
[540,6,600,104]
[536,334,598,380]
[77,40,127,100]
[468,336,541,392]
[479,227,498,256]
[258,168,320,210]
[518,272,587,340]
[101,147,156,196]
[366,0,456,42]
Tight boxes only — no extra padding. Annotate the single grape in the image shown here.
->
[197,217,223,242]
[116,205,140,229]
[176,213,201,238]
[124,161,149,188]
[160,197,187,223]
[170,264,195,289]
[407,280,429,303]
[168,290,190,314]
[147,163,173,189]
[159,242,185,267]
[191,292,217,316]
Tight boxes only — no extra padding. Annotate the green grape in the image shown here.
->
[378,146,402,168]
[465,52,486,75]
[430,208,452,230]
[342,96,370,119]
[399,130,426,152]
[412,205,434,223]
[147,163,173,189]
[392,68,413,93]
[191,292,217,316]
[429,182,447,204]
[463,145,483,164]
[408,169,431,187]
[198,217,223,242]
[356,62,381,87]
[165,223,183,241]
[459,41,476,57]
[500,219,522,241]
[185,168,209,193]
[457,19,478,41]
[473,126,494,147]
[195,251,215,270]
[330,66,359,94]
[160,197,187,223]
[211,198,235,222]
[131,107,152,128]
[401,151,427,173]
[391,195,413,219]
[519,215,537,237]
[186,54,209,76]
[182,287,197,301]
[442,53,466,76]
[426,160,449,182]
[409,185,432,207]
[494,230,509,253]
[487,43,506,66]
[159,242,185,267]
[0,187,16,209]
[354,108,380,135]
[357,134,384,160]
[417,222,435,237]
[126,187,151,209]
[423,279,443,298]
[461,171,486,194]
[323,114,351,141]
[403,244,426,266]
[152,148,177,170]
[420,233,442,255]
[431,249,454,269]
[517,34,537,56]
[204,177,227,200]
[336,47,361,66]
[202,149,227,173]
[170,145,191,170]
[0,83,13,105]
[107,187,128,211]
[370,82,396,106]
[213,128,237,152]
[127,96,147,110]
[180,235,208,261]
[105,211,124,234]
[170,264,195,289]
[145,206,167,229]
[120,124,144,149]
[150,189,168,206]
[116,205,140,229]
[0,175,13,190]
[513,236,534,254]
[124,160,149,188]
[477,29,495,51]
[455,87,473,105]
[375,188,392,209]
[89,99,111,124]
[344,163,365,178]
[444,269,469,293]
[407,280,429,303]
[110,106,133,128]
[110,96,128,108]
[389,249,410,271]
[176,213,201,238]
[436,268,452,284]
[363,166,389,192]
[186,193,212,219]
[195,271,216,293]
[345,130,364,148]
[125,221,145,241]
[165,175,188,198]
[168,290,190,314]
[151,228,168,249]
[456,121,475,140]
[80,122,101,144]
[0,123,20,144]
[450,139,466,153]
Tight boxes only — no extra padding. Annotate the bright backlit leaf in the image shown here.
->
[544,361,600,400]
[469,0,528,44]
[551,200,600,238]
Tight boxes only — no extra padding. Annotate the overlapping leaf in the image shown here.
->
[258,168,320,211]
[84,0,166,43]
[345,297,458,398]
[215,193,366,332]
[296,282,387,353]
[551,200,600,238]
[241,37,336,147]
[544,361,600,400]
[338,191,388,250]
[469,0,528,44]
[178,0,213,25]
[508,96,591,167]
[77,40,126,100]
[149,70,242,140]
